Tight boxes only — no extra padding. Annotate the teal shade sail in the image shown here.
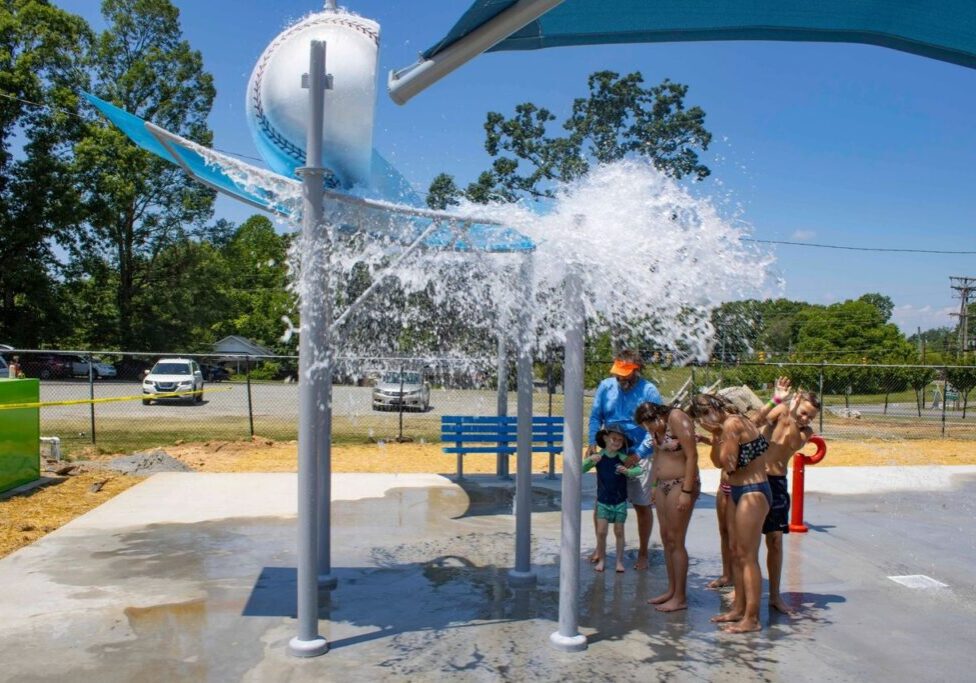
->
[423,0,976,70]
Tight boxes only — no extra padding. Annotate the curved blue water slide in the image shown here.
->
[82,91,536,253]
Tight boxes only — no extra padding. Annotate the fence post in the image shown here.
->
[942,367,948,437]
[88,352,96,444]
[246,355,255,437]
[818,362,825,433]
[690,365,696,397]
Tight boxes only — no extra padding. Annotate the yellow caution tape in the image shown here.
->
[0,387,232,411]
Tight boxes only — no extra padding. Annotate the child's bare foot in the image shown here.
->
[722,618,762,633]
[647,591,674,605]
[769,596,796,615]
[707,576,732,590]
[594,559,605,572]
[588,550,599,563]
[710,610,743,623]
[654,598,688,612]
[634,555,649,571]
[615,563,625,573]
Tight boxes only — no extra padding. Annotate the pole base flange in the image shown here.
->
[507,569,537,586]
[288,635,329,658]
[549,631,587,652]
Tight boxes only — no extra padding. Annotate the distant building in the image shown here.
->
[212,335,274,358]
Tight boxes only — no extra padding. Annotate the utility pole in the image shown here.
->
[950,276,976,357]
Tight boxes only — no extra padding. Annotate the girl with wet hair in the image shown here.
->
[689,393,770,633]
[634,400,701,612]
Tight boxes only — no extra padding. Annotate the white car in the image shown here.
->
[70,356,117,379]
[142,358,204,405]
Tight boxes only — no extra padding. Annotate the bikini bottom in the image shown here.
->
[730,480,772,507]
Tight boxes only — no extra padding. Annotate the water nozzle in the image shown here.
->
[325,0,338,10]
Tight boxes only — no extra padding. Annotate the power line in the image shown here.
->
[743,238,976,255]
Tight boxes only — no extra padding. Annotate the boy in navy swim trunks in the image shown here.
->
[583,425,642,573]
[751,377,821,614]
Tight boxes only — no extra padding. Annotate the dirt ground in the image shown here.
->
[2,437,974,559]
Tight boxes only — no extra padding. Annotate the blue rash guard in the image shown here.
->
[588,376,663,459]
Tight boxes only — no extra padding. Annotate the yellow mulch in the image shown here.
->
[2,437,974,560]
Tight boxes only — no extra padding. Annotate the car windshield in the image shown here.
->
[381,372,421,384]
[152,362,191,375]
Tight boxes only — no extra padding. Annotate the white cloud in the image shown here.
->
[790,229,816,242]
[891,304,956,333]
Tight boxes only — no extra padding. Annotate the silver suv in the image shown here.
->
[371,370,430,411]
[142,358,204,405]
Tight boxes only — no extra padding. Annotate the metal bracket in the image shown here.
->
[302,73,334,90]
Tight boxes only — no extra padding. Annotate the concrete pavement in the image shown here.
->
[1,467,975,681]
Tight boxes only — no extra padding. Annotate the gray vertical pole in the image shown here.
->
[245,356,255,438]
[496,308,510,478]
[941,367,948,437]
[510,254,537,586]
[288,39,329,659]
[818,362,825,434]
[88,353,96,444]
[550,265,587,652]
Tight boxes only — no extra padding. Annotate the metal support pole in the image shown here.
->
[496,308,510,479]
[550,265,587,652]
[942,367,948,437]
[510,255,537,586]
[818,362,825,434]
[88,353,96,444]
[245,356,255,438]
[288,39,329,659]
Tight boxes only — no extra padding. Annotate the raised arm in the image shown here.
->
[587,380,608,454]
[752,376,793,427]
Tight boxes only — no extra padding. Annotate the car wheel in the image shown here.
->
[92,369,100,379]
[196,387,204,403]
[142,399,151,406]
[40,368,51,380]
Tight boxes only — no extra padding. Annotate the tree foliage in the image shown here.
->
[428,70,712,205]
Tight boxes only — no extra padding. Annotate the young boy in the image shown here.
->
[583,424,642,573]
[751,376,821,614]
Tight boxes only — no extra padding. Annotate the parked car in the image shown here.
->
[115,357,154,380]
[19,354,73,380]
[371,370,430,411]
[69,356,117,379]
[200,363,231,382]
[142,358,204,405]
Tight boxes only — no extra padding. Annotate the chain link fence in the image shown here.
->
[4,348,975,455]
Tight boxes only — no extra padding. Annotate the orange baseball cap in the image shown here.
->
[609,359,640,376]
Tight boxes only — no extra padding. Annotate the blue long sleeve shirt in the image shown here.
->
[588,376,663,459]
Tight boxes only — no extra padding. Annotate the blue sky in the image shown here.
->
[57,0,976,333]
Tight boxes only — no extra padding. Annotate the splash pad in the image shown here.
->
[86,2,770,658]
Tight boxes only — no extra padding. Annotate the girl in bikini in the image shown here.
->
[634,401,700,612]
[690,394,770,633]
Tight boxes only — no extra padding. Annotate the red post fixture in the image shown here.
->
[788,435,827,533]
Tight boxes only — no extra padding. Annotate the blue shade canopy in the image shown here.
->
[82,92,535,253]
[423,0,976,69]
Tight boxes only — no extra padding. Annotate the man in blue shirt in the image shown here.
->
[587,349,663,570]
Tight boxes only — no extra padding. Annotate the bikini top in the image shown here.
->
[736,434,769,470]
[654,429,682,453]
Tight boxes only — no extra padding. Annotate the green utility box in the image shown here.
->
[0,378,40,493]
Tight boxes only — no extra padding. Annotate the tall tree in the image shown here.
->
[428,70,712,205]
[215,215,296,354]
[0,0,91,345]
[71,0,215,349]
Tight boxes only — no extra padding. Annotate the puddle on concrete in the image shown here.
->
[457,482,562,517]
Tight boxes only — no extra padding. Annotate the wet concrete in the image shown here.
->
[1,469,975,681]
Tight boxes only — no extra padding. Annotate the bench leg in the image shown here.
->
[456,453,463,480]
[547,452,556,480]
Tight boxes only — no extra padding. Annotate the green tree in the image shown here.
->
[215,215,295,354]
[0,1,91,345]
[946,357,976,419]
[71,0,215,349]
[428,70,711,205]
[857,292,894,322]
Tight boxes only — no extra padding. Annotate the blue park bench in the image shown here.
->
[440,415,565,480]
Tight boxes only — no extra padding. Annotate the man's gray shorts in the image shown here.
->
[627,456,653,506]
